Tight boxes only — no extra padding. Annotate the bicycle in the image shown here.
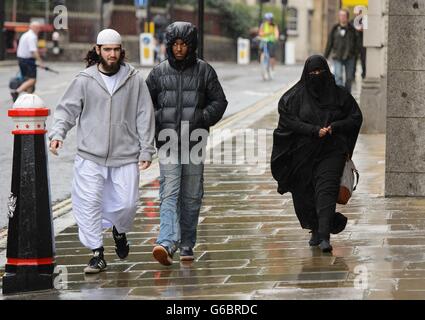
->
[260,40,272,81]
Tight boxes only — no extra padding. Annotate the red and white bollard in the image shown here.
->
[3,94,55,295]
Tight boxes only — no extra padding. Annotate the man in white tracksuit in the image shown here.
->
[49,29,156,273]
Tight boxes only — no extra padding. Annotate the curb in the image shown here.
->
[0,60,17,67]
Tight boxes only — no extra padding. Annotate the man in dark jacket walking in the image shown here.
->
[324,9,358,93]
[146,21,228,266]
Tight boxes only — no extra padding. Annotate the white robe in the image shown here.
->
[71,155,139,250]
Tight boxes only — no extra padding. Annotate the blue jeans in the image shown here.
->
[156,160,204,251]
[333,58,355,93]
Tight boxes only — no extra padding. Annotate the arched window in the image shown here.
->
[287,7,298,35]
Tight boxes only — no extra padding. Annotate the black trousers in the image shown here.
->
[360,47,367,79]
[291,145,346,239]
[353,47,367,79]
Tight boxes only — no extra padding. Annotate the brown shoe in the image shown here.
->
[153,245,173,266]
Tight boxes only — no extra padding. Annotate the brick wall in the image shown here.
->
[110,10,138,35]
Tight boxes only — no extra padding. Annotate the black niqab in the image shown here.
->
[304,55,338,108]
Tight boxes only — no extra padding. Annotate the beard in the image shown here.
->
[99,55,121,73]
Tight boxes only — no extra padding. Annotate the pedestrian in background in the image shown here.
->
[271,55,362,252]
[324,9,358,93]
[11,21,45,102]
[49,29,156,273]
[146,21,228,266]
[352,8,366,80]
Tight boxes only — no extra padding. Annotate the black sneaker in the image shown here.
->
[308,230,320,246]
[84,248,107,274]
[112,226,130,259]
[152,245,174,266]
[319,239,333,253]
[179,247,194,261]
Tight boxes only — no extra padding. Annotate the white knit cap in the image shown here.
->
[96,29,122,45]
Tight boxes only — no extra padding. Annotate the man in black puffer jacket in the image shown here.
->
[146,21,228,266]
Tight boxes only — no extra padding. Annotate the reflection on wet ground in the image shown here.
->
[2,104,425,300]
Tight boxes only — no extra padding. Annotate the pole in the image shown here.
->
[45,0,50,42]
[169,0,175,23]
[12,0,17,22]
[45,0,50,24]
[258,1,263,27]
[198,0,204,60]
[100,0,104,31]
[147,0,151,25]
[0,0,5,60]
[3,94,55,295]
[281,2,287,64]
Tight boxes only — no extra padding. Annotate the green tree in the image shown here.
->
[171,0,260,39]
[206,0,256,38]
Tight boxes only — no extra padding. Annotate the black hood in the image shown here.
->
[165,21,198,70]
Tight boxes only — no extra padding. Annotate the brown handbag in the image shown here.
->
[337,159,359,205]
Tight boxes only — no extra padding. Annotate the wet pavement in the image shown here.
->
[2,81,425,300]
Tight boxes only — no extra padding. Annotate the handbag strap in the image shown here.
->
[348,159,360,191]
[353,169,359,191]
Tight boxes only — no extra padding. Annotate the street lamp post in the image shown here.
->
[147,0,151,26]
[100,0,104,30]
[281,0,288,64]
[0,0,5,61]
[45,0,50,43]
[258,1,263,27]
[12,0,17,22]
[168,0,175,23]
[198,0,204,60]
[45,0,50,25]
[100,0,113,31]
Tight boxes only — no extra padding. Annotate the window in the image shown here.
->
[286,7,298,35]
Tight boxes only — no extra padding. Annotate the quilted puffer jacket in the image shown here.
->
[146,21,228,148]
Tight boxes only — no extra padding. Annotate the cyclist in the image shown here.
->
[259,12,280,73]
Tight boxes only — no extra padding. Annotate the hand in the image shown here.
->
[139,161,151,170]
[326,126,332,135]
[49,140,63,156]
[319,128,328,138]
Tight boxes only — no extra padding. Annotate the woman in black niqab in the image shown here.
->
[271,55,362,252]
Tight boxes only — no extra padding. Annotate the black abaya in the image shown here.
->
[271,55,363,238]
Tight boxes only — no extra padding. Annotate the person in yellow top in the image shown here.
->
[259,12,280,72]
